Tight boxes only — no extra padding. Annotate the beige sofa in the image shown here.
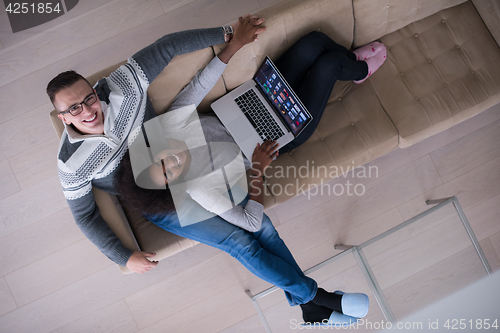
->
[50,0,500,273]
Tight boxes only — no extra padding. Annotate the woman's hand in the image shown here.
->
[251,140,279,175]
[230,14,266,47]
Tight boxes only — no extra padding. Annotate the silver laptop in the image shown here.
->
[211,56,313,161]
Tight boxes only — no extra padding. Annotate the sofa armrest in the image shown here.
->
[49,110,64,139]
[93,188,141,274]
[472,0,500,47]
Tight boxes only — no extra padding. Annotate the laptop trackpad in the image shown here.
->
[228,117,253,142]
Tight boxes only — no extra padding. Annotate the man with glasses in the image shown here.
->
[47,16,266,274]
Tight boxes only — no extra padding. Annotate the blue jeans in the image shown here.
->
[147,205,317,306]
[276,31,368,152]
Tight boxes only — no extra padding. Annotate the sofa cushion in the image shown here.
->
[352,0,467,47]
[119,199,199,263]
[371,1,500,147]
[215,0,354,91]
[263,81,399,207]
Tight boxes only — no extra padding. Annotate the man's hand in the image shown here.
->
[126,251,158,274]
[231,14,266,47]
[218,14,266,64]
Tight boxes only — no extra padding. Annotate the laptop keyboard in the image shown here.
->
[234,90,285,141]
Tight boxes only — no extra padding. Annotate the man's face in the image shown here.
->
[55,79,104,135]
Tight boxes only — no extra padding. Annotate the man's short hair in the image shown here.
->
[46,70,92,105]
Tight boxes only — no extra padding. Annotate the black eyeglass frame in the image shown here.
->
[58,91,98,116]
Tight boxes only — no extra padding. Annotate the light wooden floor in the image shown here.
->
[1,1,499,332]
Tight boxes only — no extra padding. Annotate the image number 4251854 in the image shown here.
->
[4,0,79,33]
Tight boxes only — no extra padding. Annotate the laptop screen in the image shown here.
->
[253,57,312,137]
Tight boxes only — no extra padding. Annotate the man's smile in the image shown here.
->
[82,113,97,123]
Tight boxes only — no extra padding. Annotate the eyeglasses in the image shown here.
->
[59,92,97,116]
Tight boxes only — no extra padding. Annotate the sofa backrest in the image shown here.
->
[147,47,226,114]
[216,0,355,91]
[352,0,467,47]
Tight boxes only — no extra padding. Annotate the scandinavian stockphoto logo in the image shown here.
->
[4,0,79,33]
[127,104,379,228]
[128,105,249,228]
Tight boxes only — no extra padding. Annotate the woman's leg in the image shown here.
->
[285,51,367,151]
[149,212,317,306]
[252,215,304,274]
[250,215,317,305]
[275,32,368,152]
[275,31,358,88]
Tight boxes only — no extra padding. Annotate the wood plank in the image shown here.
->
[219,313,270,333]
[0,103,55,161]
[126,251,255,329]
[0,159,20,201]
[275,155,441,255]
[0,175,68,239]
[0,0,115,49]
[407,193,500,242]
[382,239,494,321]
[490,231,500,260]
[292,238,357,281]
[361,225,413,261]
[8,137,59,190]
[366,216,476,290]
[0,207,83,278]
[272,162,384,225]
[156,0,261,28]
[430,119,500,183]
[0,11,11,52]
[6,239,113,307]
[52,300,139,333]
[0,244,219,333]
[158,0,198,14]
[339,208,405,249]
[404,200,459,237]
[482,237,500,272]
[0,0,164,87]
[264,207,281,226]
[0,278,17,317]
[137,284,256,333]
[261,298,303,333]
[398,156,500,224]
